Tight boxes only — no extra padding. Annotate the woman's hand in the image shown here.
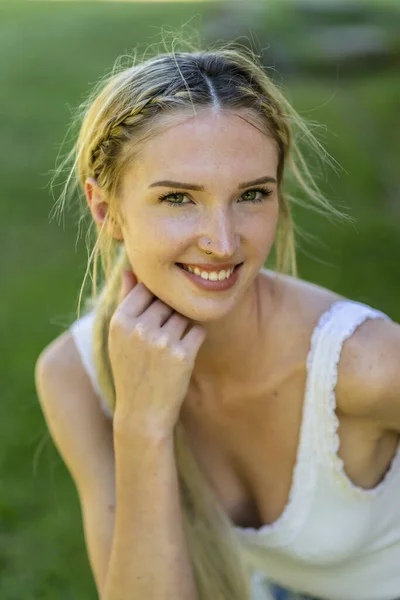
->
[108,270,206,437]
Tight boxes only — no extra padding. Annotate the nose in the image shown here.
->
[198,207,240,258]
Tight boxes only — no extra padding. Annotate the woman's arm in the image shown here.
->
[35,333,117,596]
[35,332,197,600]
[104,421,197,600]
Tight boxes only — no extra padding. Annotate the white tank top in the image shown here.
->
[70,299,400,600]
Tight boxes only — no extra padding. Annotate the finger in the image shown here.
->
[181,323,207,356]
[139,299,175,329]
[118,270,137,305]
[118,280,156,319]
[161,312,191,340]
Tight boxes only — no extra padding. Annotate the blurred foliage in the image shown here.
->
[0,1,398,598]
[206,0,400,77]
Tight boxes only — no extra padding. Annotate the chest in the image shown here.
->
[181,363,398,531]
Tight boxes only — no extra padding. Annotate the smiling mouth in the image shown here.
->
[175,263,244,285]
[176,263,242,273]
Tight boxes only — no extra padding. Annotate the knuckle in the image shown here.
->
[170,345,187,362]
[132,321,146,339]
[154,333,169,349]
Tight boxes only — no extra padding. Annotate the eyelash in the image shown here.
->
[158,187,273,208]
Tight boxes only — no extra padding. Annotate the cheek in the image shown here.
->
[263,200,279,236]
[154,219,184,241]
[127,221,186,268]
[150,218,195,260]
[245,207,278,241]
[123,215,168,250]
[247,210,279,258]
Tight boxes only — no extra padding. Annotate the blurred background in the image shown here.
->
[0,0,399,598]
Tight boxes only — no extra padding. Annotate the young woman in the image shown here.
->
[35,42,400,600]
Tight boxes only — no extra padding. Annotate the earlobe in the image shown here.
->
[107,215,124,242]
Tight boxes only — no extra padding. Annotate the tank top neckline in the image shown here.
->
[233,298,396,544]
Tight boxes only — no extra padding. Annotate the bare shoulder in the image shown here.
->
[334,313,400,429]
[36,328,83,378]
[35,327,115,498]
[35,331,106,418]
[262,269,400,430]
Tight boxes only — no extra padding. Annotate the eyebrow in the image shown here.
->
[148,175,277,191]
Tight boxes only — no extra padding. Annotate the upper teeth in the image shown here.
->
[181,265,235,280]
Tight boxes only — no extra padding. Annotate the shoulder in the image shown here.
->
[35,329,110,424]
[263,271,400,432]
[36,329,86,383]
[334,311,400,432]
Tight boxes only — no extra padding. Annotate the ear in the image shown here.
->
[84,177,123,241]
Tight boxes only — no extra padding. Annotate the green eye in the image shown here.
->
[242,190,257,201]
[159,187,273,208]
[159,192,190,207]
[240,188,273,203]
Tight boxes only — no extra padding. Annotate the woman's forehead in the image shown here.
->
[129,109,277,171]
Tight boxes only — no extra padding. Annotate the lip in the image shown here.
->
[176,262,243,292]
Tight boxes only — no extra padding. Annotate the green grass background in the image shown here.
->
[0,2,399,598]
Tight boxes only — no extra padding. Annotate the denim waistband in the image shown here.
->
[269,584,400,600]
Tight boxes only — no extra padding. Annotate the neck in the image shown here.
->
[188,270,280,399]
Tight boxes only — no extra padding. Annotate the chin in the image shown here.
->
[171,298,240,325]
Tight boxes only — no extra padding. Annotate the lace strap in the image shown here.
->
[70,312,113,420]
[306,299,393,495]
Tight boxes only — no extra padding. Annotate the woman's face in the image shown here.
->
[112,108,279,322]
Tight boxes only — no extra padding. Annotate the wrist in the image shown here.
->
[113,409,174,446]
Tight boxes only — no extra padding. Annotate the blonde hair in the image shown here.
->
[51,33,352,600]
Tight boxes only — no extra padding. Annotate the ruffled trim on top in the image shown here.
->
[235,298,398,551]
[233,300,342,547]
[311,299,400,499]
